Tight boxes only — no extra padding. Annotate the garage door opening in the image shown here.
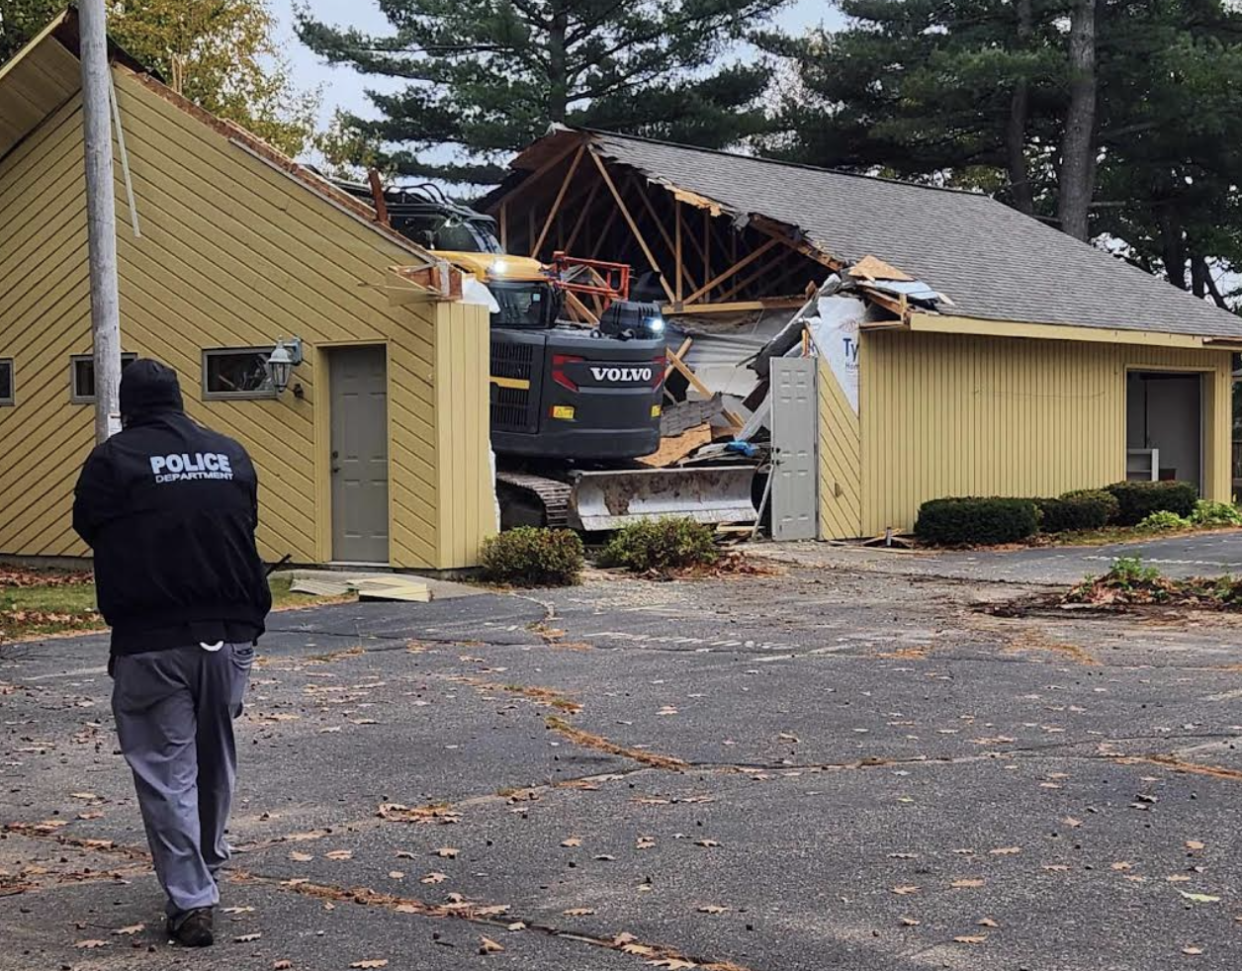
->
[1126,371,1203,493]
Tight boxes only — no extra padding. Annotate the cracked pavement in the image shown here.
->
[3,550,1242,970]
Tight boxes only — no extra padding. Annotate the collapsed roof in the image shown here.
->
[492,126,1242,341]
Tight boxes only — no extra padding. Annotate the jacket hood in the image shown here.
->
[120,359,184,420]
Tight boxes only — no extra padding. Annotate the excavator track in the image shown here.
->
[496,470,574,529]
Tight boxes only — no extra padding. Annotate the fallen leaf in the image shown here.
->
[697,905,728,914]
[636,836,656,850]
[112,923,145,936]
[388,871,405,880]
[1183,947,1204,955]
[1042,865,1070,872]
[900,917,920,926]
[273,962,293,970]
[290,851,313,862]
[235,933,262,943]
[421,872,448,884]
[595,854,617,861]
[1186,840,1206,851]
[891,885,920,895]
[1167,875,1192,883]
[561,837,583,847]
[990,847,1021,856]
[349,962,389,969]
[951,879,985,889]
[436,847,460,859]
[695,840,719,848]
[479,936,505,955]
[647,960,695,969]
[954,935,987,944]
[1063,817,1082,828]
[978,918,999,928]
[1111,862,1134,871]
[507,922,526,931]
[563,908,596,916]
[1179,892,1221,904]
[326,850,353,861]
[621,943,657,956]
[70,792,99,800]
[222,906,255,915]
[74,940,108,949]
[778,732,800,742]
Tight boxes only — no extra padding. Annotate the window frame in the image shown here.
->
[0,358,13,406]
[70,353,138,404]
[201,346,278,401]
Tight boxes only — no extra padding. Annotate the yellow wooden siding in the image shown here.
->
[1,65,492,568]
[434,300,497,568]
[816,355,862,539]
[855,330,1233,537]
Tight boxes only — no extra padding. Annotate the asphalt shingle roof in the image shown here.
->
[583,130,1242,340]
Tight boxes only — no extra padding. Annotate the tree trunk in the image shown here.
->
[1159,206,1187,291]
[1058,0,1098,241]
[1190,251,1207,298]
[1195,255,1232,309]
[1006,0,1035,215]
[548,3,568,122]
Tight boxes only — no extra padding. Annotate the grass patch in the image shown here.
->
[1,570,351,642]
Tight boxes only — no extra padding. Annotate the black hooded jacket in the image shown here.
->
[72,360,272,656]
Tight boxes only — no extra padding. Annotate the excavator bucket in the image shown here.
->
[569,466,759,531]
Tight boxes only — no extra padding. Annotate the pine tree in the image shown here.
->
[762,0,1242,305]
[295,0,790,187]
[0,0,319,157]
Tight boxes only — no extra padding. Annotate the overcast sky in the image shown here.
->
[271,0,843,129]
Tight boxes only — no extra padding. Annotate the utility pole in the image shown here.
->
[79,0,123,443]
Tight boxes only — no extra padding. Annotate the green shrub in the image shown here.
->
[914,497,1039,546]
[602,517,719,573]
[1036,489,1119,533]
[1104,481,1198,525]
[1190,500,1242,527]
[479,527,584,587]
[1138,510,1192,531]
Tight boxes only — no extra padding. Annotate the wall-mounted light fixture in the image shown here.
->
[266,337,303,395]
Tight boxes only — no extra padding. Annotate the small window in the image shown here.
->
[0,358,13,406]
[71,353,138,403]
[203,347,276,400]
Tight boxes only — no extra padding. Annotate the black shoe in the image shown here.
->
[167,907,214,947]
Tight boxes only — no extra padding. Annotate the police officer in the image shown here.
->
[73,359,271,947]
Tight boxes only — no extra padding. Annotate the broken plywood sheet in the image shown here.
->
[847,254,913,282]
[290,576,352,597]
[353,577,432,603]
[638,423,712,468]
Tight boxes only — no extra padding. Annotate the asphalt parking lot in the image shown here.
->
[4,553,1242,970]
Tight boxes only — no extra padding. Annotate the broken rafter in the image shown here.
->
[562,177,602,254]
[626,173,700,296]
[665,348,744,429]
[590,152,675,302]
[682,236,781,305]
[531,144,585,257]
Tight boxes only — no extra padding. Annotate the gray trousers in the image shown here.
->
[111,642,253,917]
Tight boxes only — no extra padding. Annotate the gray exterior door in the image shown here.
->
[330,346,389,563]
[770,357,819,541]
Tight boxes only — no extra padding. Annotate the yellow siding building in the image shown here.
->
[822,323,1236,539]
[0,16,494,569]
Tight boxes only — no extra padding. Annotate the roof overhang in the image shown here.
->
[901,313,1242,351]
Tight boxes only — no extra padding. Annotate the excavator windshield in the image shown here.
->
[490,280,563,329]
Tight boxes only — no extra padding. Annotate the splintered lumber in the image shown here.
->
[637,423,712,468]
[664,348,744,430]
